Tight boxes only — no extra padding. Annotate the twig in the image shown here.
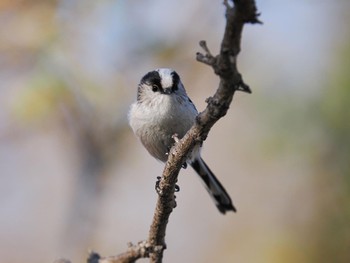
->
[84,1,260,262]
[87,242,151,263]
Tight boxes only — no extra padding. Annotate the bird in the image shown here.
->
[128,68,236,214]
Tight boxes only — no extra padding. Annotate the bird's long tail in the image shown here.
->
[191,158,236,214]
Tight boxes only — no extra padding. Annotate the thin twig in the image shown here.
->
[87,242,151,263]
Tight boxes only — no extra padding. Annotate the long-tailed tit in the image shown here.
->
[128,68,236,214]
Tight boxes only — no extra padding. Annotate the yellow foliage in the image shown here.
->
[12,76,68,122]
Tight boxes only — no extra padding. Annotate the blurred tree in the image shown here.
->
[310,41,350,263]
[1,0,130,259]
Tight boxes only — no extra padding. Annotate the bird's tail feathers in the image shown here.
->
[191,158,236,214]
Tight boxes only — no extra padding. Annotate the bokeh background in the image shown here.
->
[1,0,350,262]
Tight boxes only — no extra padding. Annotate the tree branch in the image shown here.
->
[86,242,150,263]
[84,1,260,262]
[147,2,260,260]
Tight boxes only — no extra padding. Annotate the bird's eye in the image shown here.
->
[172,85,178,91]
[152,85,159,92]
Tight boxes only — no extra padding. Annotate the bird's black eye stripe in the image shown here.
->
[171,71,180,91]
[141,70,162,93]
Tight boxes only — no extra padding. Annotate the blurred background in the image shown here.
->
[1,0,350,262]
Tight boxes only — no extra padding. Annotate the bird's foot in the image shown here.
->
[155,176,162,195]
[172,133,180,144]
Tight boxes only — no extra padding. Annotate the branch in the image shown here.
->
[86,242,150,263]
[85,1,260,262]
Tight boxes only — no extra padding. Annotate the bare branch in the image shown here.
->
[196,40,217,66]
[146,0,260,262]
[87,242,151,263]
[83,1,260,262]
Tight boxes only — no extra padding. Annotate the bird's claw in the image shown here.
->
[173,191,178,208]
[155,176,162,195]
[156,176,179,209]
[172,133,180,143]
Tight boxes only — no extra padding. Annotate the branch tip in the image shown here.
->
[246,12,263,24]
[237,81,252,94]
[196,41,217,66]
[199,40,213,56]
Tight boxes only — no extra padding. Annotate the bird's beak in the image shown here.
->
[162,88,172,95]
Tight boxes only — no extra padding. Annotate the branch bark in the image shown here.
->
[86,1,260,262]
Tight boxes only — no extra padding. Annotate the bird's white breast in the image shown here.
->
[129,94,198,161]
